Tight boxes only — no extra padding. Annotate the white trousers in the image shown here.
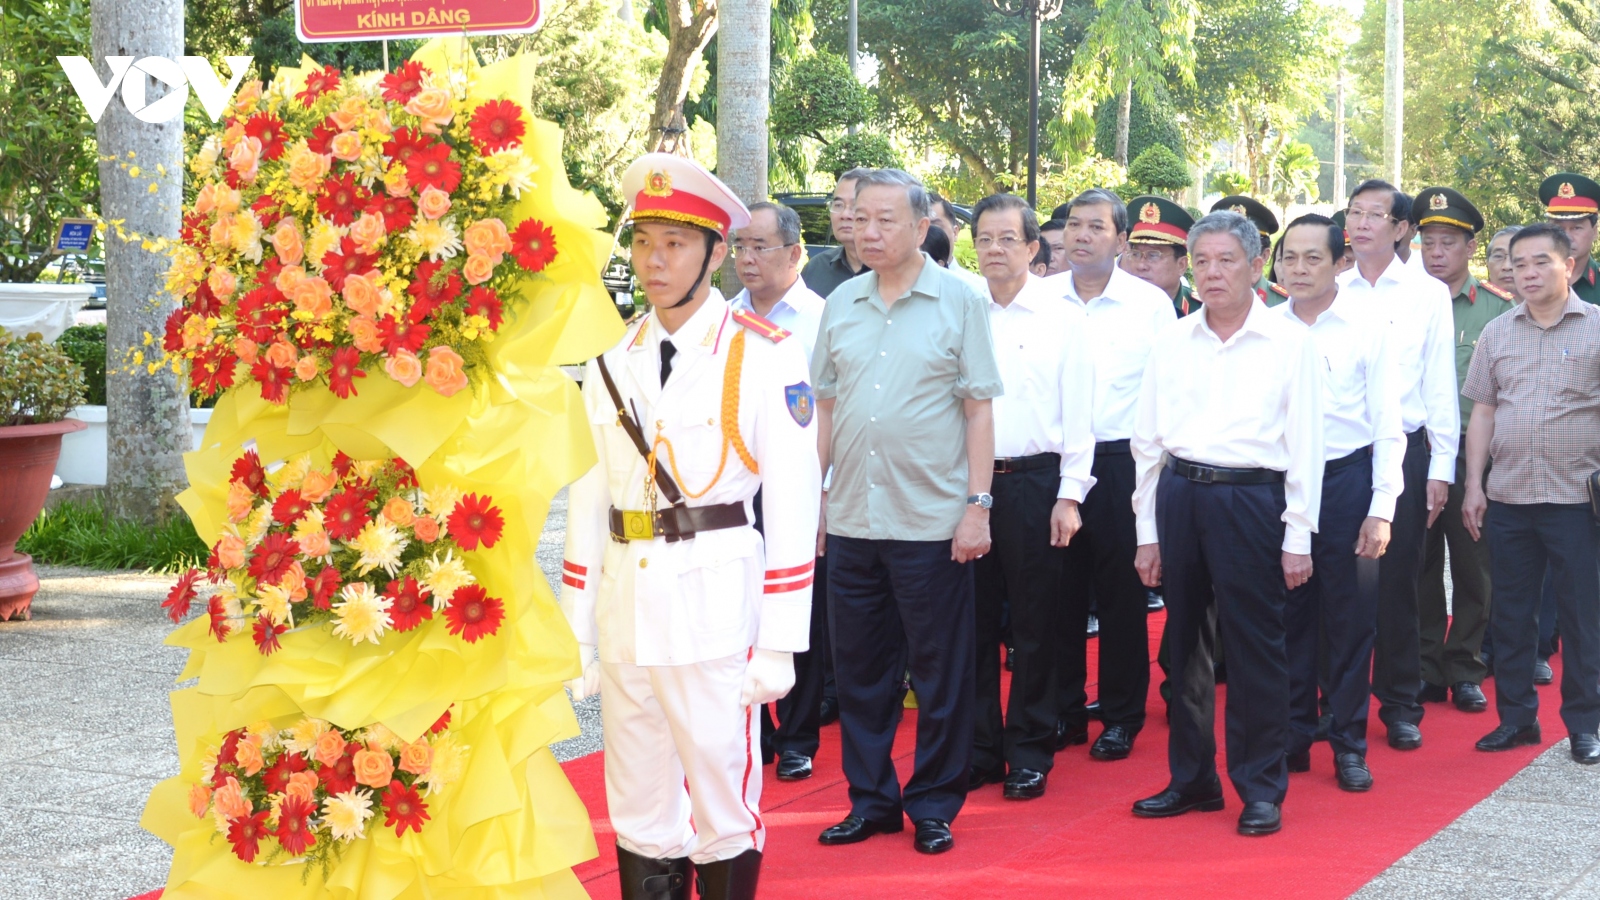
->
[600,651,764,864]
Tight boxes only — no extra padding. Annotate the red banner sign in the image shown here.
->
[295,0,542,43]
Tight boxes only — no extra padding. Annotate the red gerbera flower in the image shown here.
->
[296,65,341,108]
[331,451,356,478]
[380,61,429,104]
[218,729,243,766]
[463,287,504,330]
[468,99,526,153]
[227,810,272,863]
[181,212,208,248]
[317,173,369,227]
[306,117,340,155]
[404,143,462,194]
[509,219,558,273]
[208,595,230,642]
[262,750,308,794]
[429,709,451,735]
[162,307,189,353]
[236,286,289,343]
[321,237,378,291]
[311,566,341,609]
[272,490,310,525]
[406,260,462,320]
[446,493,504,550]
[444,585,505,643]
[192,345,239,396]
[163,568,202,623]
[365,193,416,233]
[386,576,433,632]
[318,742,359,795]
[251,193,283,229]
[224,167,243,189]
[323,489,372,541]
[383,779,431,836]
[243,113,288,160]
[392,458,419,489]
[328,346,366,399]
[231,450,268,497]
[252,614,287,655]
[382,127,435,168]
[252,358,293,404]
[275,795,318,856]
[248,532,301,585]
[189,278,220,316]
[376,313,431,356]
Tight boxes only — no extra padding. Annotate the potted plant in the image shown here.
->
[0,330,87,620]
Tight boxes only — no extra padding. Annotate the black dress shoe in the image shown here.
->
[1313,712,1333,743]
[968,764,1005,791]
[912,818,954,855]
[1132,782,1225,818]
[1086,614,1100,638]
[1475,722,1541,752]
[776,750,813,781]
[818,696,839,727]
[1387,721,1422,751]
[1534,658,1554,685]
[1086,699,1103,721]
[818,814,903,845]
[1091,725,1140,761]
[1419,682,1449,704]
[1053,720,1089,751]
[1286,750,1310,773]
[1571,733,1600,764]
[1452,681,1488,713]
[1237,802,1282,836]
[1147,590,1165,611]
[1002,768,1047,800]
[1334,753,1372,792]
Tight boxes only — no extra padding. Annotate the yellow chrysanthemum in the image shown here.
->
[307,219,345,271]
[267,453,314,494]
[420,733,470,795]
[283,718,330,756]
[351,459,386,481]
[255,582,295,627]
[407,217,462,261]
[190,135,221,180]
[228,210,264,263]
[332,582,391,645]
[362,723,402,751]
[350,520,407,576]
[246,719,280,749]
[244,505,274,546]
[323,789,375,842]
[483,148,537,199]
[420,549,474,611]
[423,483,463,520]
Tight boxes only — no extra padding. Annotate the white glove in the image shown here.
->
[565,643,601,701]
[740,649,795,708]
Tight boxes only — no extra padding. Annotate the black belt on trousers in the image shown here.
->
[994,452,1060,474]
[1326,445,1371,474]
[609,502,748,543]
[1095,439,1131,456]
[1406,427,1426,448]
[1166,455,1285,485]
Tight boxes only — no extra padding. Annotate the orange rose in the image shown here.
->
[221,119,247,151]
[382,496,415,527]
[284,771,319,802]
[294,355,319,382]
[231,80,262,115]
[300,469,336,503]
[349,212,387,255]
[213,776,251,820]
[383,349,423,387]
[194,182,222,216]
[462,218,511,261]
[228,136,262,182]
[461,253,496,286]
[266,340,298,370]
[348,316,384,354]
[331,96,369,131]
[313,730,348,768]
[208,216,233,248]
[269,220,304,266]
[341,272,382,317]
[417,185,452,220]
[234,337,260,366]
[398,739,432,776]
[291,277,334,319]
[282,561,308,602]
[215,186,243,215]
[330,130,364,162]
[216,534,247,569]
[188,783,213,818]
[300,529,331,558]
[424,346,469,397]
[234,735,265,776]
[207,267,238,299]
[287,144,332,192]
[352,744,395,789]
[384,166,410,198]
[412,515,440,543]
[404,87,454,132]
[226,480,254,523]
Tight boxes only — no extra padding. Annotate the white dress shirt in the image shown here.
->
[988,275,1097,501]
[1042,266,1178,442]
[730,276,827,363]
[1132,299,1325,554]
[1279,293,1406,521]
[1336,256,1459,481]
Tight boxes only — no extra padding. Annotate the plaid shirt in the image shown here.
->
[1462,293,1600,504]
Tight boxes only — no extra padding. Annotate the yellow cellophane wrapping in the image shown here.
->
[140,39,626,899]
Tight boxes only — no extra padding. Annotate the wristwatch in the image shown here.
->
[967,493,993,509]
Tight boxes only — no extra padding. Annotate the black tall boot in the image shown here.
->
[694,849,762,900]
[616,843,691,900]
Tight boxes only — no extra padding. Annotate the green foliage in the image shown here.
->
[1210,170,1251,195]
[57,323,106,407]
[1037,156,1128,212]
[1128,144,1191,195]
[1094,89,1185,169]
[773,51,874,141]
[1265,140,1319,208]
[815,132,903,178]
[0,331,86,425]
[17,498,208,573]
[0,0,99,283]
[1058,0,1198,159]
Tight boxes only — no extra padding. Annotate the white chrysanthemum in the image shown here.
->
[246,719,281,751]
[484,149,537,199]
[196,747,219,786]
[283,718,331,755]
[244,506,274,546]
[255,581,295,627]
[191,135,222,180]
[420,733,470,795]
[420,549,475,612]
[332,582,392,645]
[407,217,462,261]
[362,723,402,751]
[350,519,407,576]
[218,584,245,621]
[323,789,375,842]
[422,483,462,520]
[229,209,264,263]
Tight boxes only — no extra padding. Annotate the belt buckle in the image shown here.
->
[1188,464,1216,484]
[994,458,1012,475]
[620,510,657,541]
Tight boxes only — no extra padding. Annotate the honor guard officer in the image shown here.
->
[561,153,821,900]
[1539,173,1600,305]
[1212,195,1290,306]
[1413,187,1515,715]
[1122,195,1198,317]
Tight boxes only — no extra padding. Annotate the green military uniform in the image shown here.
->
[1174,282,1196,318]
[1213,195,1286,306]
[1413,187,1513,695]
[1126,195,1198,316]
[1539,173,1600,305]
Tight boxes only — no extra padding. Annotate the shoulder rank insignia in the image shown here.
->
[625,313,653,350]
[1269,283,1290,298]
[785,382,814,427]
[1478,281,1515,302]
[732,308,791,343]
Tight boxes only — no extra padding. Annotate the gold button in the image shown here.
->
[639,558,649,569]
[707,418,715,426]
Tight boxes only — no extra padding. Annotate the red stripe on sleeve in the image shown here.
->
[562,561,588,576]
[764,560,815,580]
[561,573,585,590]
[763,575,813,594]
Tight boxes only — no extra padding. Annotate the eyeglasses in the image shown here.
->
[1344,209,1396,225]
[828,199,851,211]
[974,235,1028,250]
[730,242,797,258]
[1123,247,1179,264]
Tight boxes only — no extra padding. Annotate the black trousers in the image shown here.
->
[1287,453,1378,758]
[1159,469,1291,804]
[974,462,1064,774]
[828,535,975,824]
[1060,447,1149,730]
[1485,502,1600,734]
[1373,429,1430,728]
[1418,444,1492,686]
[760,553,830,757]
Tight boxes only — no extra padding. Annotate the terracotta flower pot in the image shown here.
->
[0,418,87,621]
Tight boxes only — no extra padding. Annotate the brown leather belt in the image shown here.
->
[609,502,748,543]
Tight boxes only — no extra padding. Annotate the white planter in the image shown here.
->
[0,283,95,343]
[54,405,212,486]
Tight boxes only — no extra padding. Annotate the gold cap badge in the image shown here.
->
[644,170,673,197]
[1430,193,1448,210]
[1140,202,1160,224]
[1560,182,1577,199]
[1229,204,1248,216]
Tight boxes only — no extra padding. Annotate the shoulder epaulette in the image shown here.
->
[624,312,652,350]
[1269,282,1290,298]
[731,308,791,343]
[1478,281,1515,302]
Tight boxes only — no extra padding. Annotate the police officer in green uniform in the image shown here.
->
[1539,172,1600,305]
[1412,187,1515,714]
[1212,195,1290,306]
[1120,195,1197,317]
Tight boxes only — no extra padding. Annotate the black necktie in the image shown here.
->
[659,339,676,387]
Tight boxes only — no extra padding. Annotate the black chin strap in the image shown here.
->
[662,229,720,309]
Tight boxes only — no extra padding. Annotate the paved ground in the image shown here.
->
[2,490,1597,898]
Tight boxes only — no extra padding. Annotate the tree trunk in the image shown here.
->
[715,0,769,286]
[1383,0,1404,187]
[92,0,191,524]
[648,0,719,148]
[878,56,1003,193]
[1114,78,1132,167]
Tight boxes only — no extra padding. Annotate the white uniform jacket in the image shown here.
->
[561,290,822,667]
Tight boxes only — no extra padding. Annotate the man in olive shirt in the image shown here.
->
[1414,187,1515,714]
[802,168,869,299]
[813,168,1003,856]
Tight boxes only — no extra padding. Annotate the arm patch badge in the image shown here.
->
[785,382,814,427]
